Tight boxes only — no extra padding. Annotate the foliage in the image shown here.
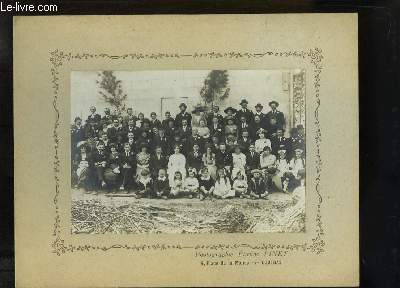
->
[96,71,127,113]
[200,70,230,104]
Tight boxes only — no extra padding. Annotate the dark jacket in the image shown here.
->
[245,151,260,170]
[186,151,203,171]
[215,150,233,168]
[175,111,192,127]
[248,178,267,195]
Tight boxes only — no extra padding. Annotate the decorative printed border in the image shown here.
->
[50,48,324,256]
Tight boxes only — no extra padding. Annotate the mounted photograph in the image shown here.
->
[70,69,306,234]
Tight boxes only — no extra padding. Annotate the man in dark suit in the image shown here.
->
[208,116,224,137]
[91,142,108,190]
[188,128,205,154]
[101,107,114,126]
[122,119,141,141]
[150,146,168,178]
[271,128,288,155]
[107,119,123,143]
[174,103,192,128]
[123,107,137,127]
[149,112,162,130]
[254,103,267,126]
[207,105,224,127]
[161,111,174,129]
[71,117,86,153]
[215,143,233,174]
[265,101,286,137]
[119,142,136,191]
[237,115,254,138]
[237,130,253,154]
[152,129,170,155]
[86,106,101,125]
[245,144,260,175]
[236,99,254,124]
[186,143,203,172]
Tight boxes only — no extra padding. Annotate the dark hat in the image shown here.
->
[255,103,263,109]
[74,116,82,122]
[179,103,187,108]
[240,99,248,105]
[269,100,279,107]
[224,107,237,114]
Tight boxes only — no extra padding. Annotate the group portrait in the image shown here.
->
[70,70,307,234]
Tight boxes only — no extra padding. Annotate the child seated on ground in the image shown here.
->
[136,168,153,198]
[248,169,269,199]
[170,171,185,198]
[154,169,170,199]
[198,167,215,201]
[232,171,248,198]
[213,168,235,199]
[184,168,199,199]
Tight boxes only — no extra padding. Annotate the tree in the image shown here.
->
[200,70,230,107]
[96,71,127,114]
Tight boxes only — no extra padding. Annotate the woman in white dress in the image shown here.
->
[167,145,187,185]
[254,130,271,153]
[274,147,290,191]
[213,168,235,199]
[289,148,305,180]
[197,119,210,139]
[202,145,217,180]
[231,145,247,180]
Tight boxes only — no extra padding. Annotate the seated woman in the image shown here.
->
[255,129,271,154]
[232,171,248,198]
[184,167,200,198]
[231,144,246,180]
[103,144,121,192]
[136,144,150,180]
[202,145,217,180]
[197,119,210,139]
[167,145,187,185]
[170,171,185,198]
[73,144,92,192]
[213,168,235,199]
[259,146,277,190]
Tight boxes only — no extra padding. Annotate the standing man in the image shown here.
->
[149,112,162,130]
[86,106,101,125]
[123,107,137,127]
[162,111,174,129]
[236,99,254,124]
[265,100,286,137]
[254,103,267,125]
[174,103,192,128]
[207,105,224,126]
[102,107,113,126]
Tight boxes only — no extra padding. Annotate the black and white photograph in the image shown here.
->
[70,69,306,234]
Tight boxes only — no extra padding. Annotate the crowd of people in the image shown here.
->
[71,99,306,200]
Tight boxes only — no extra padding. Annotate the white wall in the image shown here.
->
[71,70,293,125]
